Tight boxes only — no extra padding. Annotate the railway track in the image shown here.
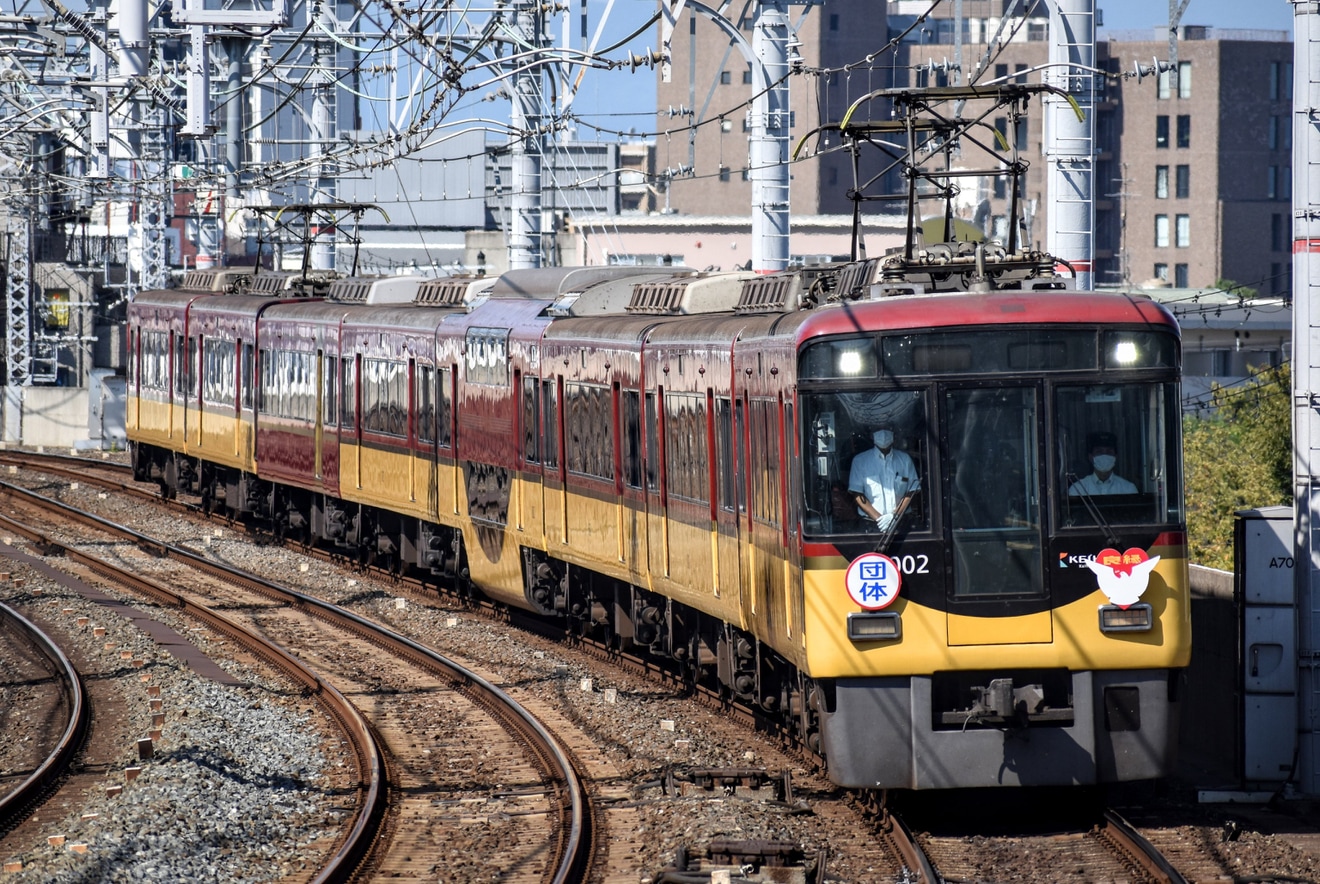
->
[0,472,595,882]
[13,449,1320,882]
[0,601,87,838]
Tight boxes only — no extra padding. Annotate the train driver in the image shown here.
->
[848,424,921,531]
[1068,431,1137,496]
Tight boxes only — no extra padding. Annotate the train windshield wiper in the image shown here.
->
[875,488,919,553]
[1066,473,1119,547]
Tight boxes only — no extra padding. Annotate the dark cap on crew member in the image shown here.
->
[1087,431,1117,453]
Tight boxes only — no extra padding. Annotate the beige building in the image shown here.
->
[658,3,1292,294]
[654,1,889,218]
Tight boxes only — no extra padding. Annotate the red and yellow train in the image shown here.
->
[128,255,1190,789]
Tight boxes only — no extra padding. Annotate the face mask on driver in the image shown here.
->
[1092,454,1117,473]
[873,430,894,449]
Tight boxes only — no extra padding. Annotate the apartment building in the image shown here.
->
[658,2,1293,294]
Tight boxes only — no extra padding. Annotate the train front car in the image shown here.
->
[796,290,1189,789]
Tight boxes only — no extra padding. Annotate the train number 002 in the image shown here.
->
[896,554,930,575]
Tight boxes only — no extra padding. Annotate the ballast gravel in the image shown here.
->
[0,566,339,884]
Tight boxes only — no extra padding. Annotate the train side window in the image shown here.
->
[644,391,659,493]
[748,398,779,526]
[566,382,614,480]
[716,398,734,511]
[417,364,436,444]
[522,375,540,463]
[241,343,253,411]
[258,348,270,412]
[735,397,747,516]
[341,355,357,429]
[437,367,452,448]
[664,391,708,504]
[201,337,235,407]
[362,358,407,436]
[323,355,338,426]
[623,390,641,488]
[171,333,181,397]
[540,378,556,467]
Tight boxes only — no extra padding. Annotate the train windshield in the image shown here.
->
[797,379,1182,543]
[1055,381,1183,529]
[802,390,931,536]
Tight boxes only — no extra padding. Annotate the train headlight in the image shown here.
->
[838,348,866,375]
[847,612,902,642]
[1098,603,1153,633]
[1111,339,1139,365]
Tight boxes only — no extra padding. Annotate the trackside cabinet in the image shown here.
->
[1234,506,1297,786]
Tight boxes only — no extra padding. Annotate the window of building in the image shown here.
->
[1157,69,1171,99]
[720,70,731,85]
[719,166,730,183]
[1155,166,1169,199]
[1269,116,1279,150]
[1272,263,1283,295]
[1176,214,1190,248]
[1273,213,1287,252]
[1155,215,1169,248]
[1272,61,1294,101]
[1176,115,1190,148]
[1283,165,1293,199]
[743,68,752,84]
[1154,263,1168,281]
[1175,264,1189,287]
[1014,63,1027,83]
[1178,61,1191,98]
[995,63,1008,81]
[1155,115,1169,149]
[829,13,838,30]
[1175,165,1190,198]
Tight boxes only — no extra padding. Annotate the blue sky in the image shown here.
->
[1100,0,1293,32]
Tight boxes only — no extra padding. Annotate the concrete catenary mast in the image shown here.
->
[1043,0,1096,290]
[1292,0,1320,797]
[508,0,545,270]
[749,0,790,273]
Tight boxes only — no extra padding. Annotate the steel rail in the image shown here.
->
[0,493,386,884]
[1102,808,1190,884]
[0,475,593,883]
[0,600,88,834]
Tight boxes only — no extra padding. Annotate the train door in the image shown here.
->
[942,384,1051,644]
[644,388,668,577]
[736,393,757,625]
[189,334,202,448]
[622,388,646,572]
[714,395,741,602]
[417,363,438,517]
[314,349,325,480]
[321,350,340,494]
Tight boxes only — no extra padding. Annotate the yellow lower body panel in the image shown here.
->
[802,558,1192,679]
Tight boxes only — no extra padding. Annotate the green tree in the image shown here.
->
[1183,363,1292,570]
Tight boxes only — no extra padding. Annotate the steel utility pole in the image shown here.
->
[749,0,790,273]
[508,0,545,270]
[1292,0,1320,797]
[1043,0,1096,290]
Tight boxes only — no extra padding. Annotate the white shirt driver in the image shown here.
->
[848,447,919,521]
